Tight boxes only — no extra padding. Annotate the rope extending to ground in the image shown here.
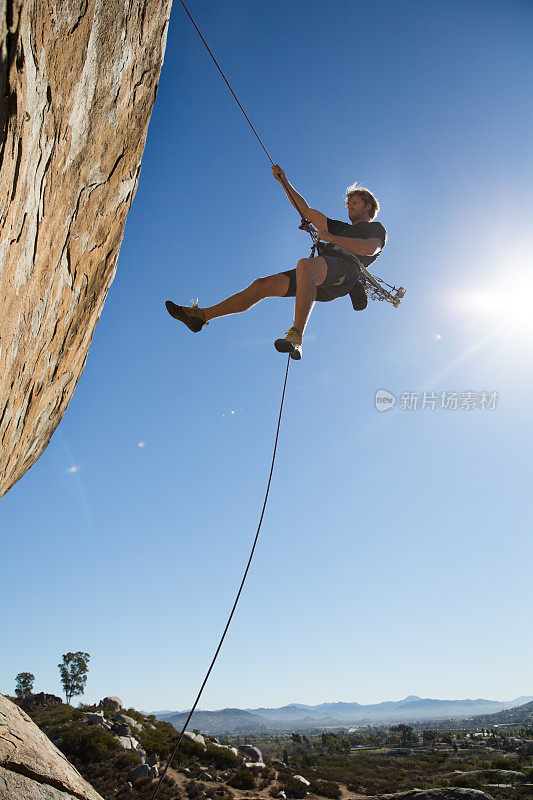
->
[150,355,291,800]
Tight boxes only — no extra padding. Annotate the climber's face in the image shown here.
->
[347,194,371,224]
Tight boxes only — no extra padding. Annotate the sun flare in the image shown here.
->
[449,264,533,339]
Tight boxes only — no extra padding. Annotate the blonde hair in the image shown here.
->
[345,183,380,220]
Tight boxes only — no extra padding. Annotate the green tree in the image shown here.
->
[58,651,90,704]
[15,672,35,698]
[389,724,418,747]
[422,729,437,746]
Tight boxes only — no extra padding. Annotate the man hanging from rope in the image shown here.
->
[165,166,387,360]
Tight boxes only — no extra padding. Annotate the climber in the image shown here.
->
[165,165,387,360]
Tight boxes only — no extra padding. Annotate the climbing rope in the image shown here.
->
[177,0,312,235]
[150,355,291,800]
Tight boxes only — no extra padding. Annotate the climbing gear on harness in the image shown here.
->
[274,327,303,360]
[316,241,406,308]
[150,354,291,800]
[165,299,208,332]
[358,266,406,308]
[299,218,319,258]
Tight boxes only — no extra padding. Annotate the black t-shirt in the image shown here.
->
[326,218,387,269]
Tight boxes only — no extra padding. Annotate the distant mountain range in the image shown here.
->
[153,695,533,734]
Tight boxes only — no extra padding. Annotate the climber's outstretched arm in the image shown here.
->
[272,165,327,229]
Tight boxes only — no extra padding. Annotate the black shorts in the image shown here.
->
[282,245,362,302]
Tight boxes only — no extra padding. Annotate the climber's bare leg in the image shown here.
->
[202,273,290,322]
[293,257,327,334]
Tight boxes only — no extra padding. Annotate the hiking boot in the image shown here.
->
[165,299,208,333]
[274,327,302,360]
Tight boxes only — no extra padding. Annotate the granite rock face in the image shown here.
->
[0,692,104,799]
[0,0,173,498]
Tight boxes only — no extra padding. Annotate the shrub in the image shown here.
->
[281,777,308,799]
[205,743,240,768]
[59,723,120,761]
[258,768,275,789]
[116,749,141,769]
[450,774,482,790]
[228,768,256,789]
[310,780,341,799]
[185,780,205,799]
[138,721,178,759]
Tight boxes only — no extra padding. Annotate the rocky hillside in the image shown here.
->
[9,692,515,800]
[0,0,172,498]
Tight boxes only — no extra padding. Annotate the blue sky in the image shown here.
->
[2,0,533,713]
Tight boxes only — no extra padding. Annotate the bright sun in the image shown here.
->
[450,266,533,339]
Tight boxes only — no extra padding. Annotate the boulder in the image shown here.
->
[19,693,63,710]
[86,711,106,725]
[147,752,159,766]
[100,697,123,712]
[0,692,104,799]
[0,0,173,500]
[238,744,263,763]
[292,775,311,787]
[115,723,132,737]
[211,742,238,755]
[183,731,205,746]
[116,735,140,751]
[128,763,151,783]
[245,761,266,769]
[115,713,142,731]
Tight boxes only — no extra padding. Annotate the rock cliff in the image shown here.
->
[0,692,104,799]
[0,0,172,497]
